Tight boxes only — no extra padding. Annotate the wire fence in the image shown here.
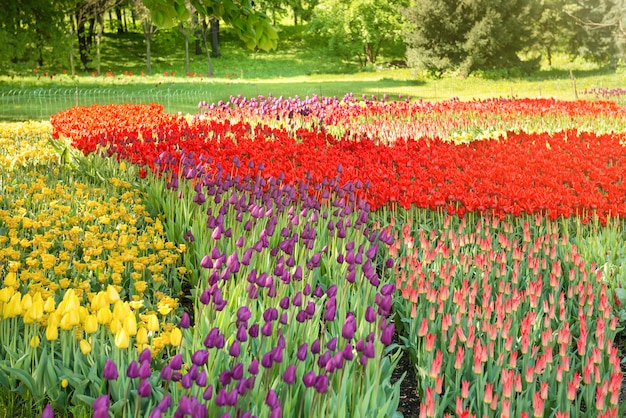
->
[0,79,609,122]
[0,87,221,121]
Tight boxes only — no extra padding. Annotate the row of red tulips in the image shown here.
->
[52,101,626,224]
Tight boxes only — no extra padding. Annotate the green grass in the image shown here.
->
[1,24,626,122]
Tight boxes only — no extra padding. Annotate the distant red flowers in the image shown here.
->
[51,101,626,223]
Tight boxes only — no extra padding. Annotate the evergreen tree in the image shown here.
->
[403,0,538,75]
[564,0,622,64]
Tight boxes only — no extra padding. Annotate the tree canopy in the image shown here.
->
[141,0,278,51]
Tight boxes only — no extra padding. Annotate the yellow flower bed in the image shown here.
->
[0,122,186,356]
[0,122,60,170]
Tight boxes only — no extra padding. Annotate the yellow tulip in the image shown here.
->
[109,318,122,335]
[61,379,69,388]
[79,339,92,355]
[60,310,80,330]
[3,271,16,287]
[106,285,120,304]
[46,324,58,341]
[145,314,159,332]
[134,281,148,293]
[170,327,182,347]
[96,307,112,325]
[114,328,130,349]
[43,296,56,313]
[4,293,22,319]
[135,327,149,345]
[0,287,14,303]
[20,293,33,312]
[83,314,98,334]
[30,335,41,348]
[124,314,138,336]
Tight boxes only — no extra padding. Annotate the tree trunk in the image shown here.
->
[95,12,104,74]
[210,18,220,57]
[201,20,213,76]
[180,22,190,74]
[77,13,90,69]
[115,6,124,33]
[146,35,152,74]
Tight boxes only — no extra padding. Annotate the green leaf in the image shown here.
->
[0,364,39,398]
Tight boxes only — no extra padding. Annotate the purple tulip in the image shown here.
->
[184,349,205,367]
[314,374,329,393]
[297,343,308,361]
[317,352,331,368]
[364,340,375,359]
[170,354,183,370]
[236,324,248,342]
[229,340,241,357]
[232,362,244,380]
[196,370,207,387]
[279,312,288,324]
[283,364,296,384]
[311,339,320,354]
[226,252,240,273]
[302,371,316,387]
[365,305,377,323]
[248,359,259,375]
[326,337,338,351]
[92,395,109,418]
[41,404,54,418]
[199,288,211,304]
[126,361,140,379]
[103,359,118,380]
[292,292,302,307]
[342,313,357,340]
[343,344,354,361]
[157,394,172,411]
[381,323,395,345]
[203,385,214,401]
[139,348,152,364]
[179,312,191,329]
[160,364,173,380]
[138,379,151,397]
[139,360,151,379]
[249,324,259,338]
[261,321,273,337]
[305,301,315,316]
[265,389,279,409]
[200,255,213,269]
[261,351,273,369]
[219,370,232,386]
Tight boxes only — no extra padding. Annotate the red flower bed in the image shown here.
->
[51,102,626,223]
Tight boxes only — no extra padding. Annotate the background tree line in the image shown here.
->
[1,0,625,75]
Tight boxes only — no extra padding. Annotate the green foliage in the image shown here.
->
[403,0,538,75]
[563,0,619,64]
[307,0,407,65]
[141,0,279,51]
[0,0,71,68]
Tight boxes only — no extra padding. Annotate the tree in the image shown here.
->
[131,0,159,73]
[563,0,623,64]
[308,0,407,65]
[141,0,278,51]
[403,0,538,75]
[0,0,70,68]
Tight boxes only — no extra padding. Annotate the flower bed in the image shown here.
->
[0,96,624,417]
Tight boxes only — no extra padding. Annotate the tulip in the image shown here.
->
[92,395,109,418]
[103,359,118,380]
[41,403,54,418]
